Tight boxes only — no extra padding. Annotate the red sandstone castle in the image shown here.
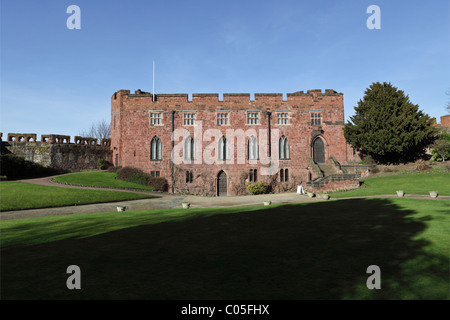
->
[111,89,362,196]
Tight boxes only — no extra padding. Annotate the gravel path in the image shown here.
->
[1,175,448,221]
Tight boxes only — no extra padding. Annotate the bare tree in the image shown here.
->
[79,120,111,141]
[447,88,450,114]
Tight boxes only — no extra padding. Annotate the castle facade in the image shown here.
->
[111,89,358,196]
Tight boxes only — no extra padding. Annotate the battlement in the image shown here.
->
[431,115,450,133]
[432,115,450,126]
[41,134,71,144]
[1,133,111,146]
[112,88,343,104]
[289,89,340,96]
[7,133,38,143]
[74,136,98,145]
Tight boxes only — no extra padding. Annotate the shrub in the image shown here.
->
[116,166,167,191]
[97,158,106,170]
[370,166,380,174]
[127,172,148,186]
[359,155,375,165]
[107,166,122,173]
[117,167,148,184]
[247,181,269,195]
[148,176,168,192]
[415,160,431,171]
[431,133,450,161]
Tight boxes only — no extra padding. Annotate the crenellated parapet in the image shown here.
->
[431,115,450,133]
[7,133,38,143]
[101,138,111,147]
[41,134,71,144]
[112,88,343,105]
[74,136,98,145]
[1,133,112,146]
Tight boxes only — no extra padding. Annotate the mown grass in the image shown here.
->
[0,181,156,211]
[1,198,449,299]
[331,169,450,198]
[52,171,156,191]
[0,205,264,247]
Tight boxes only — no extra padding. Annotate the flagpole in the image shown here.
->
[153,60,155,102]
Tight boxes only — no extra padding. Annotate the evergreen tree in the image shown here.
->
[344,82,437,164]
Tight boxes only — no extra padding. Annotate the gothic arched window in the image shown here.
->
[150,136,162,160]
[248,135,258,160]
[184,136,195,161]
[218,136,229,160]
[279,136,290,160]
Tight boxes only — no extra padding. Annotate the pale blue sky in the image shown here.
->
[1,0,449,139]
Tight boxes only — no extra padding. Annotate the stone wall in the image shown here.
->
[431,115,450,133]
[1,133,112,171]
[306,174,361,193]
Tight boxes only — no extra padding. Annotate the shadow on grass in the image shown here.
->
[1,198,448,299]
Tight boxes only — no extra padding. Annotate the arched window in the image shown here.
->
[313,137,325,164]
[279,136,290,160]
[218,136,229,160]
[285,138,290,159]
[150,136,162,160]
[184,136,195,161]
[248,135,258,160]
[280,168,289,182]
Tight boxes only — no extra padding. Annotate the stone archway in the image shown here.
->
[217,170,228,197]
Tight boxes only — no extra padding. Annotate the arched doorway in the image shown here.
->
[313,137,325,164]
[217,170,228,196]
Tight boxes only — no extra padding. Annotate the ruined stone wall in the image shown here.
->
[432,115,450,133]
[111,89,350,196]
[441,115,450,127]
[346,144,362,163]
[306,175,361,193]
[1,133,112,171]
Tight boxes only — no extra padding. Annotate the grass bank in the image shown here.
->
[0,181,156,211]
[52,171,156,191]
[330,169,450,198]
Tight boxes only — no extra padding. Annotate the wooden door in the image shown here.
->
[217,171,227,196]
[313,138,325,164]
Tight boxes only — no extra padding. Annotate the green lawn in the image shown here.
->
[0,181,156,211]
[1,198,448,299]
[52,171,155,191]
[331,169,450,198]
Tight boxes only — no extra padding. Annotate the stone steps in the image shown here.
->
[317,163,335,177]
